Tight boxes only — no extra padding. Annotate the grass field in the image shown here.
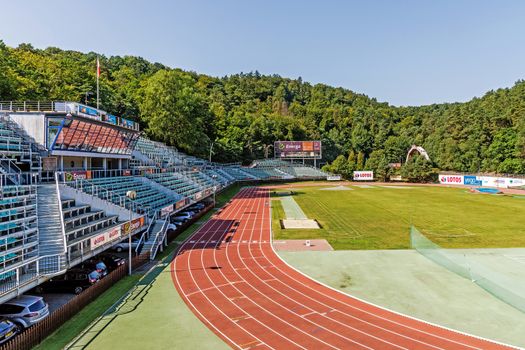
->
[271,185,525,249]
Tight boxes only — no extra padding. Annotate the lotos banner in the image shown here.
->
[90,226,121,250]
[439,175,464,185]
[160,204,174,218]
[353,171,374,181]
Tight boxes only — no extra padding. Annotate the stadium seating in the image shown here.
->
[80,176,181,215]
[145,173,202,200]
[61,198,120,260]
[0,185,38,281]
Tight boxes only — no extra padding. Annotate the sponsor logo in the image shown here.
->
[353,171,374,181]
[439,175,463,184]
[64,171,92,181]
[91,226,122,250]
[463,176,482,186]
[122,217,145,236]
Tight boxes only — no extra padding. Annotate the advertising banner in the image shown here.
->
[175,199,186,210]
[353,171,374,181]
[64,170,92,181]
[195,191,203,200]
[121,118,135,129]
[439,175,464,185]
[326,175,342,181]
[439,174,525,188]
[463,175,482,186]
[107,114,118,125]
[122,216,145,236]
[274,141,322,159]
[77,104,101,120]
[160,204,174,218]
[90,226,121,250]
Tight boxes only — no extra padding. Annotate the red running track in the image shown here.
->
[171,187,514,350]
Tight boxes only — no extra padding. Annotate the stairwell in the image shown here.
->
[37,184,67,271]
[142,219,166,259]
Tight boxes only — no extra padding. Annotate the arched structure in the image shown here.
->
[406,145,430,163]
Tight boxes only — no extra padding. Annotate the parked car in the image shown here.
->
[97,253,126,271]
[166,223,179,234]
[177,211,193,219]
[0,295,49,329]
[0,318,19,344]
[189,203,205,210]
[35,269,101,295]
[171,216,188,223]
[80,260,108,277]
[113,238,142,253]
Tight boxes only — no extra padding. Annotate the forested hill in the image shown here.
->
[0,41,524,175]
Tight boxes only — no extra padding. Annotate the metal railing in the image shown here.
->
[0,254,65,299]
[149,216,170,260]
[0,101,140,131]
[60,175,151,216]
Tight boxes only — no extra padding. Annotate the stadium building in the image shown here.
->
[0,101,329,303]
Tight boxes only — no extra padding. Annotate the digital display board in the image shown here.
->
[274,141,322,159]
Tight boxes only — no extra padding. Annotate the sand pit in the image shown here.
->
[282,219,320,229]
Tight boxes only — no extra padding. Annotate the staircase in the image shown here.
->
[37,184,67,269]
[142,219,166,259]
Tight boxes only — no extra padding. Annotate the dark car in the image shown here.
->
[80,260,108,277]
[171,216,188,223]
[97,253,126,271]
[189,203,205,210]
[35,269,101,294]
[0,318,19,343]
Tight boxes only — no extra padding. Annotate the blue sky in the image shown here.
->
[1,0,524,106]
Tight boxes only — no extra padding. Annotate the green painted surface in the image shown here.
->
[279,195,307,219]
[273,185,525,249]
[279,250,525,348]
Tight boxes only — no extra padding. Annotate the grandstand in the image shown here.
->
[0,101,330,303]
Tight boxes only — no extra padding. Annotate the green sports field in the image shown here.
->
[271,185,525,250]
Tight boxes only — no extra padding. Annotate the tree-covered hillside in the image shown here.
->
[0,41,523,175]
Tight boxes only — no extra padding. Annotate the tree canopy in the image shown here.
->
[0,41,523,175]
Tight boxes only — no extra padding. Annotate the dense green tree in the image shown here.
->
[0,42,524,174]
[139,70,210,156]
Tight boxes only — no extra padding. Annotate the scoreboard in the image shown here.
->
[274,141,322,159]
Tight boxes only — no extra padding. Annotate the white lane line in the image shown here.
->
[173,189,271,350]
[239,190,403,350]
[188,188,300,349]
[263,190,495,350]
[221,189,375,350]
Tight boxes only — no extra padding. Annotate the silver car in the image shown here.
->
[0,295,49,329]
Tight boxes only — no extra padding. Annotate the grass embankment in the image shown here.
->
[36,184,244,349]
[34,275,140,350]
[272,185,525,249]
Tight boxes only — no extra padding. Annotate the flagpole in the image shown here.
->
[96,57,100,109]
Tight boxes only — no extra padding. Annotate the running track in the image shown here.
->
[171,187,514,350]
